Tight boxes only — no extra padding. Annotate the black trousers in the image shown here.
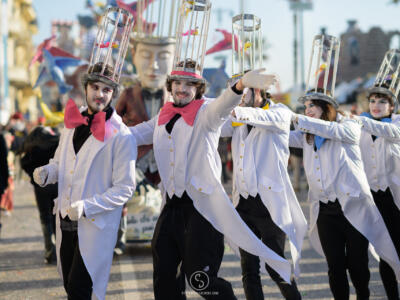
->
[60,226,93,300]
[33,184,57,262]
[236,194,301,300]
[151,192,236,300]
[371,188,400,300]
[317,200,370,300]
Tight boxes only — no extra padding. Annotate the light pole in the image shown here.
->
[289,0,312,91]
[0,0,9,125]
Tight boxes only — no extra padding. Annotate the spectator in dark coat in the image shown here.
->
[21,126,59,263]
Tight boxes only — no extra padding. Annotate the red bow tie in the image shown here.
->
[64,99,106,142]
[158,100,204,126]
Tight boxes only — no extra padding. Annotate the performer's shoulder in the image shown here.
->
[109,112,127,134]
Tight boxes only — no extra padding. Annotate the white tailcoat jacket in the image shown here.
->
[289,114,400,279]
[131,87,293,282]
[221,102,307,277]
[359,114,400,209]
[45,110,137,300]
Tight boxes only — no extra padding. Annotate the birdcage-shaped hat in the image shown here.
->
[367,49,400,111]
[132,0,180,45]
[298,34,341,109]
[168,0,212,83]
[231,14,262,80]
[82,7,134,90]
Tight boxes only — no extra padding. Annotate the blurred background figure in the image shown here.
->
[0,132,15,216]
[20,125,60,264]
[6,112,28,182]
[7,112,27,150]
[0,130,9,237]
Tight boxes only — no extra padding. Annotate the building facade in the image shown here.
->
[0,0,38,125]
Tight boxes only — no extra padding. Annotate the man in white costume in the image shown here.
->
[222,88,307,300]
[32,8,136,300]
[131,58,296,298]
[131,2,294,298]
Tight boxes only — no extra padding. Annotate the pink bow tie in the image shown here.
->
[64,99,106,142]
[158,100,204,126]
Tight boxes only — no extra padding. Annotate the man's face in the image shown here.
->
[253,89,264,107]
[241,89,264,108]
[369,94,394,119]
[133,42,175,90]
[171,80,197,106]
[86,81,114,114]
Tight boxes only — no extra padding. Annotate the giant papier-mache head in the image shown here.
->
[167,0,212,85]
[81,7,134,98]
[367,49,400,112]
[298,34,341,109]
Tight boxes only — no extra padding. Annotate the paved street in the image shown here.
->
[0,178,388,299]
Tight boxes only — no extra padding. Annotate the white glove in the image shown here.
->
[67,201,85,221]
[241,68,277,90]
[33,166,49,187]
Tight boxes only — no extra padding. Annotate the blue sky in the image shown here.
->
[32,0,400,90]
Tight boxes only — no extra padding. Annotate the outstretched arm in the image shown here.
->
[289,130,304,148]
[232,104,292,133]
[203,86,243,130]
[293,114,360,144]
[204,68,277,130]
[129,116,156,146]
[358,116,400,142]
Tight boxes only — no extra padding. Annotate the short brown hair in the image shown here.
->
[166,59,206,99]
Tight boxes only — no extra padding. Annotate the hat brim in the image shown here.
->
[167,74,206,84]
[298,92,339,109]
[81,73,119,89]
